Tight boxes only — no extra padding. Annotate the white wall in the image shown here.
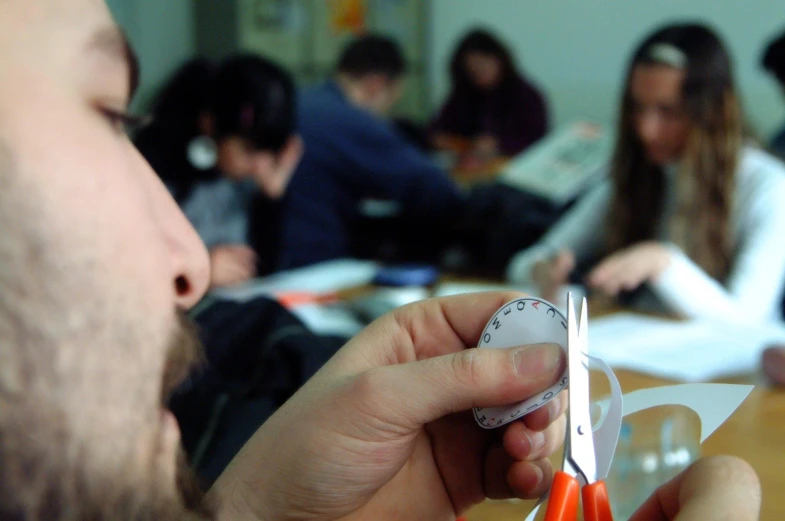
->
[106,0,196,111]
[430,1,785,140]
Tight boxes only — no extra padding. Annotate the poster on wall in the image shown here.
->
[328,0,367,34]
[251,0,305,31]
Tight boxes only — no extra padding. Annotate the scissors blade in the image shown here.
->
[566,293,597,485]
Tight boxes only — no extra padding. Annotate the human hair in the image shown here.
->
[762,28,785,87]
[607,22,742,281]
[147,54,295,153]
[336,35,406,80]
[449,28,518,95]
[136,54,296,197]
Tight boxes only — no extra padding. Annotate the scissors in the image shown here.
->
[543,293,614,521]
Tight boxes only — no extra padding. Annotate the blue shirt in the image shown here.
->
[278,81,463,270]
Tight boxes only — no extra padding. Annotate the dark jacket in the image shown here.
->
[278,81,464,270]
[430,75,548,156]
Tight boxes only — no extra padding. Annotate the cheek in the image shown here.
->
[665,119,690,150]
[218,146,249,177]
[16,108,173,309]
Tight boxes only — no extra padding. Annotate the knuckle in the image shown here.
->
[453,348,487,386]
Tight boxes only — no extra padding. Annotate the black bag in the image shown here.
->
[169,297,345,485]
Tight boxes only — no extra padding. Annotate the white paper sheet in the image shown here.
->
[588,313,785,381]
[289,303,365,338]
[210,259,379,303]
[499,121,612,205]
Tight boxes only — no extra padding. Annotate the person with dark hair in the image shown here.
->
[279,34,464,270]
[761,28,785,161]
[135,54,303,285]
[430,28,549,157]
[507,22,785,324]
[135,55,334,485]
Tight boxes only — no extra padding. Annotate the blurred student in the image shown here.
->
[135,56,337,484]
[761,28,785,161]
[135,55,303,283]
[507,23,785,324]
[280,35,464,270]
[430,28,548,157]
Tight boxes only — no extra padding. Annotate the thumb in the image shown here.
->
[368,343,564,428]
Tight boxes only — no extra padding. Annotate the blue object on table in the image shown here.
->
[372,264,440,287]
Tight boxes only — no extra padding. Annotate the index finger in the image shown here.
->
[337,291,527,370]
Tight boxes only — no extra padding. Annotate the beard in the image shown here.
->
[0,311,215,521]
[165,312,213,518]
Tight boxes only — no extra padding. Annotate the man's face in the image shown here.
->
[0,0,210,517]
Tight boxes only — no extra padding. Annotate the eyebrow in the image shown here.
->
[86,26,141,102]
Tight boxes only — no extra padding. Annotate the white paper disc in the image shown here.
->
[473,297,569,429]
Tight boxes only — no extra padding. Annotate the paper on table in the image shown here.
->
[432,281,533,298]
[499,121,612,206]
[210,259,379,303]
[588,313,785,381]
[289,302,365,338]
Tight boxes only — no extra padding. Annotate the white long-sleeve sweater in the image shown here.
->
[506,146,785,324]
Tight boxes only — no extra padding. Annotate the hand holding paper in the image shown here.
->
[209,292,568,521]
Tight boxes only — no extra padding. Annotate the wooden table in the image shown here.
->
[465,369,785,520]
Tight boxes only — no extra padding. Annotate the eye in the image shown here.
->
[100,108,149,136]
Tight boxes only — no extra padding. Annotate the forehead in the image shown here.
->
[630,64,685,102]
[0,0,116,68]
[466,51,497,62]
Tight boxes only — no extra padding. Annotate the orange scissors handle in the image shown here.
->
[582,480,614,521]
[544,471,579,521]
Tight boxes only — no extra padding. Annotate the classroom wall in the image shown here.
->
[430,1,785,141]
[106,0,196,111]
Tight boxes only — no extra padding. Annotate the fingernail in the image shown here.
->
[513,343,561,377]
[530,462,544,487]
[526,429,546,454]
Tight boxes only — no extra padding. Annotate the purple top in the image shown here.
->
[430,75,548,156]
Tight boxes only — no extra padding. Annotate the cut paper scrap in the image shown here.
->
[523,382,753,521]
[589,357,623,481]
[621,383,753,443]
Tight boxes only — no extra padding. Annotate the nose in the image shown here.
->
[141,159,210,310]
[636,110,663,146]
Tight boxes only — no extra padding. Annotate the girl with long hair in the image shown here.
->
[507,23,785,323]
